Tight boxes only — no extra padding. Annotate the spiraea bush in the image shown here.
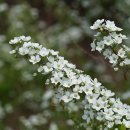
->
[1,0,130,130]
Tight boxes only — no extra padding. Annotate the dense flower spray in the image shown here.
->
[9,34,130,129]
[90,19,130,71]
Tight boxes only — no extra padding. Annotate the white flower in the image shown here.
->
[118,48,126,58]
[103,108,114,121]
[82,109,94,123]
[9,50,16,54]
[43,65,53,74]
[20,36,31,41]
[91,99,103,111]
[124,58,130,65]
[96,41,104,52]
[29,55,41,64]
[91,41,96,51]
[86,94,99,104]
[49,50,59,55]
[123,45,130,52]
[9,36,31,44]
[112,34,123,44]
[9,37,20,44]
[47,56,55,63]
[73,85,80,92]
[101,89,114,98]
[103,36,113,46]
[53,61,64,70]
[107,122,114,128]
[61,95,72,103]
[39,47,49,57]
[61,78,72,88]
[37,66,44,72]
[123,119,130,128]
[23,42,32,47]
[19,47,29,55]
[96,112,104,121]
[90,19,104,30]
[92,78,101,88]
[83,85,93,95]
[119,33,127,39]
[66,62,76,69]
[103,49,112,58]
[109,54,118,65]
[70,93,80,100]
[105,20,122,32]
[111,32,127,44]
[114,67,118,71]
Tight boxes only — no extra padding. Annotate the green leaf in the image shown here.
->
[119,124,126,130]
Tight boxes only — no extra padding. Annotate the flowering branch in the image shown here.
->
[90,19,130,71]
[9,36,130,129]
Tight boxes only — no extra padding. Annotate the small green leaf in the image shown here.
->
[119,124,126,130]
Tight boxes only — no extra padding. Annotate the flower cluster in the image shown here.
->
[90,19,130,71]
[20,89,76,130]
[9,36,130,129]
